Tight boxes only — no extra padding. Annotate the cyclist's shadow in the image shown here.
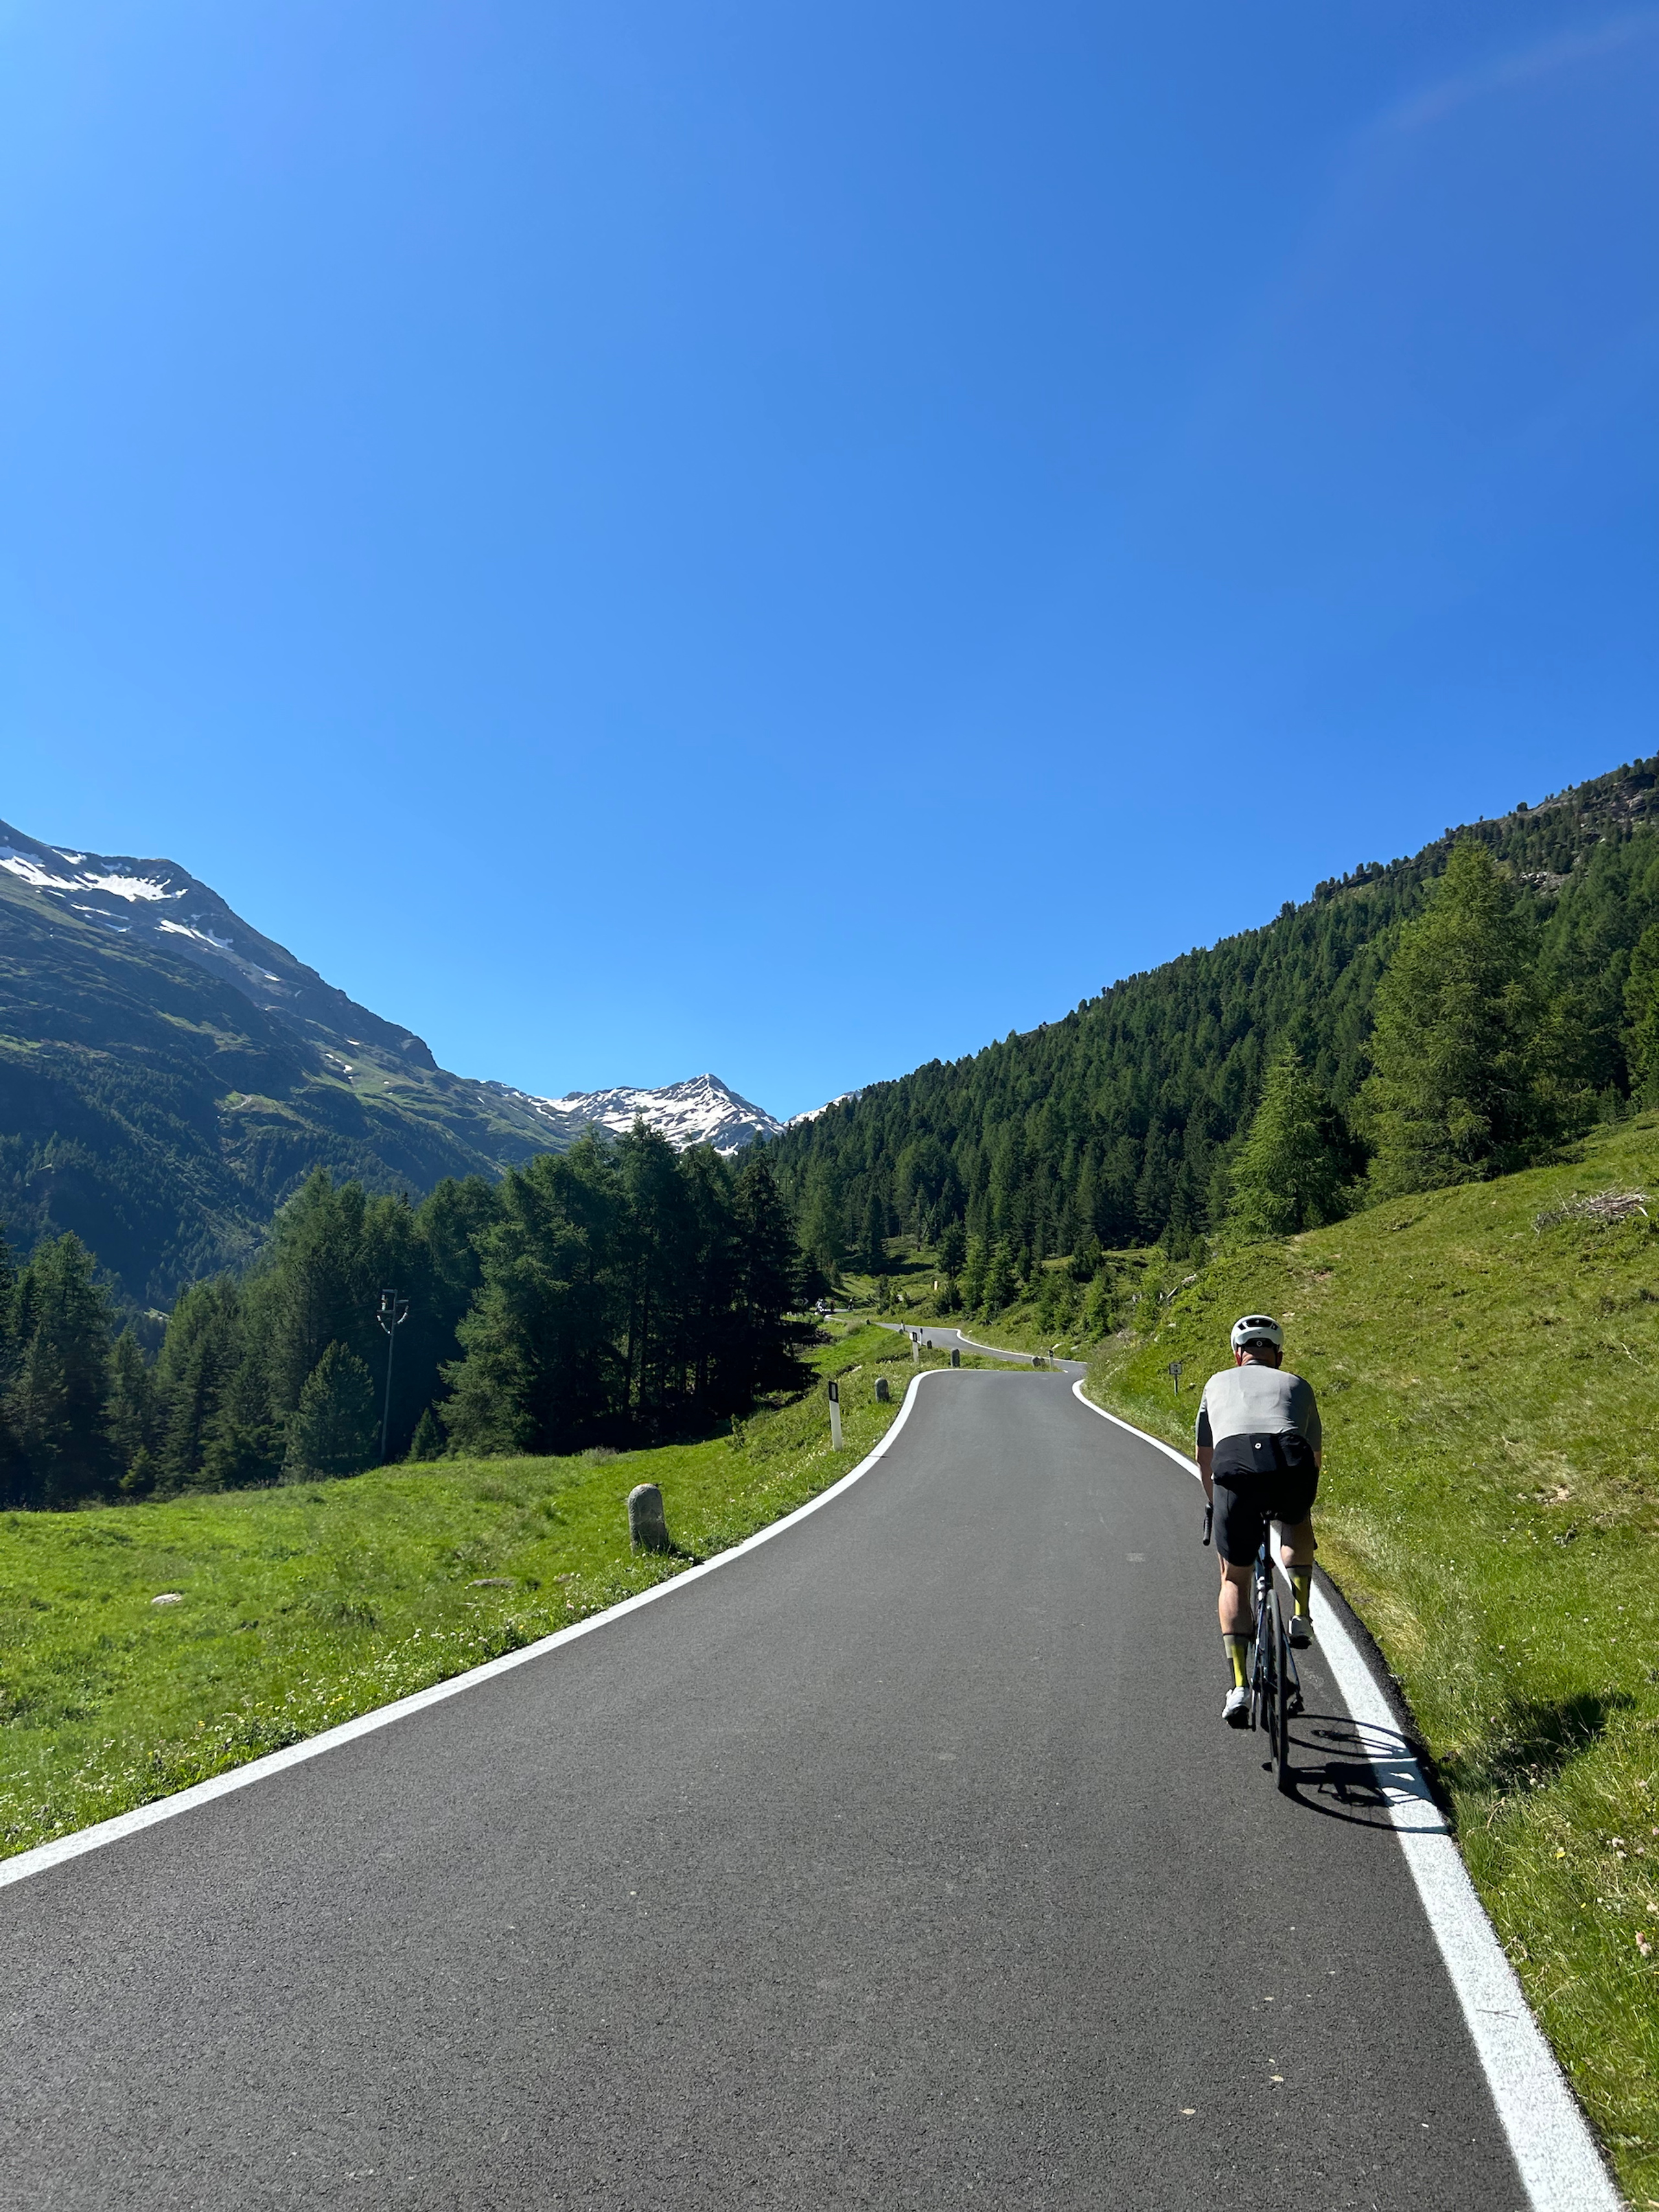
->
[1279,1710,1443,1830]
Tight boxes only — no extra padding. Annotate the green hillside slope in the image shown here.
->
[770,755,1659,1263]
[1087,1114,1659,2198]
[0,1322,1017,1856]
[0,872,561,1303]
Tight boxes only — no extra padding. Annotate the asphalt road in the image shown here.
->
[894,1323,1084,1375]
[2,1371,1524,2211]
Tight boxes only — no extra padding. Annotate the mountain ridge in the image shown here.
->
[489,1072,787,1156]
[0,821,798,1299]
[0,822,437,1073]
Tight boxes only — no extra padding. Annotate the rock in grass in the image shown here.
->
[874,1376,890,1403]
[468,1577,513,1587]
[150,1592,184,1607]
[628,1483,670,1554]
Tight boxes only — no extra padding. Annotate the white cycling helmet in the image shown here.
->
[1230,1313,1284,1354]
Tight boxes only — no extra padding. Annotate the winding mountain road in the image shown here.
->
[5,1371,1544,2207]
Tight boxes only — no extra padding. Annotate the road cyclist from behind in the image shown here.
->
[1194,1315,1322,1729]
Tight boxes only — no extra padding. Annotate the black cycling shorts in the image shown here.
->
[1213,1467,1319,1566]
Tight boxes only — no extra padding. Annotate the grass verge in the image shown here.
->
[1085,1114,1659,2203]
[0,1325,992,1862]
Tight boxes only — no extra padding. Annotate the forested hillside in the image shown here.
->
[769,757,1659,1265]
[0,861,568,1305]
[0,1130,813,1508]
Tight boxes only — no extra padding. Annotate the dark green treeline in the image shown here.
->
[769,758,1659,1266]
[0,1128,815,1508]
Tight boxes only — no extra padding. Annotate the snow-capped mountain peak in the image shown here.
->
[489,1072,787,1156]
[0,819,437,1069]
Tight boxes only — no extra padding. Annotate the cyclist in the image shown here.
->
[1195,1314,1321,1729]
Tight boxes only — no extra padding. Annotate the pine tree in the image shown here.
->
[861,1192,886,1275]
[959,1234,988,1314]
[6,1234,115,1504]
[732,1152,815,1401]
[154,1280,244,1489]
[1228,1045,1359,1240]
[444,1139,625,1456]
[1365,841,1575,1195]
[981,1240,1016,1316]
[796,1161,845,1284]
[1623,922,1659,1102]
[0,1224,26,1500]
[106,1328,157,1489]
[936,1220,968,1278]
[283,1344,379,1480]
[1081,1269,1115,1339]
[200,1344,281,1490]
[408,1406,445,1461]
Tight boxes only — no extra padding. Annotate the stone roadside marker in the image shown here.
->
[628,1483,670,1554]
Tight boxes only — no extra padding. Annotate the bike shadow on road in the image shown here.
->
[1273,1710,1444,1832]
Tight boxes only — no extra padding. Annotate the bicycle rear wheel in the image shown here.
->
[1273,1585,1294,1793]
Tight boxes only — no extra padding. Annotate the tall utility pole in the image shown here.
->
[377,1289,410,1461]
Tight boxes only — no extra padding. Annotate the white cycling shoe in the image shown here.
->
[1223,1686,1250,1729]
[1287,1613,1312,1649]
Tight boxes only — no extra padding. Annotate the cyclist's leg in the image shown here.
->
[1218,1554,1253,1635]
[1279,1513,1316,1640]
[1278,1513,1316,1566]
[1212,1482,1265,1721]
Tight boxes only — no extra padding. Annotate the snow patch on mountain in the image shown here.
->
[0,819,439,1071]
[786,1089,863,1126]
[491,1073,787,1156]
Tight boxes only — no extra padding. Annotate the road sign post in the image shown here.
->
[1167,1357,1184,1397]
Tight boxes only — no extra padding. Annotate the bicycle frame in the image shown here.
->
[1249,1530,1301,1791]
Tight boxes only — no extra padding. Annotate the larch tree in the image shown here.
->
[1364,841,1575,1196]
[1228,1045,1360,1240]
[283,1343,380,1480]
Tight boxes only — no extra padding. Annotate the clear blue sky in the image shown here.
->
[3,3,1654,1117]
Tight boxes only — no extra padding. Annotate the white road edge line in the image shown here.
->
[0,1368,949,1894]
[1069,1376,1620,2212]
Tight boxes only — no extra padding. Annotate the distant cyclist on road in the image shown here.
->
[1195,1315,1321,1729]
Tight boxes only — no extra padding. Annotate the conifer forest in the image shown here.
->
[7,752,1659,1509]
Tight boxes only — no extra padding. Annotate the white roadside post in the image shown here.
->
[828,1377,843,1450]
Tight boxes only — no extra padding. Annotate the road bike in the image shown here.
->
[1249,1530,1301,1792]
[1204,1503,1301,1793]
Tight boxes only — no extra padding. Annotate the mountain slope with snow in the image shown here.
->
[0,816,807,1294]
[0,821,435,1070]
[492,1073,786,1156]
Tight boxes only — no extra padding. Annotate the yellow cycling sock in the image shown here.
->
[1224,1635,1249,1688]
[1291,1566,1312,1618]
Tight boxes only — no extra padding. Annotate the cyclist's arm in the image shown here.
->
[1197,1443,1214,1501]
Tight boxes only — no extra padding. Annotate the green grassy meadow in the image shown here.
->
[0,1324,1003,1863]
[1085,1115,1659,2202]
